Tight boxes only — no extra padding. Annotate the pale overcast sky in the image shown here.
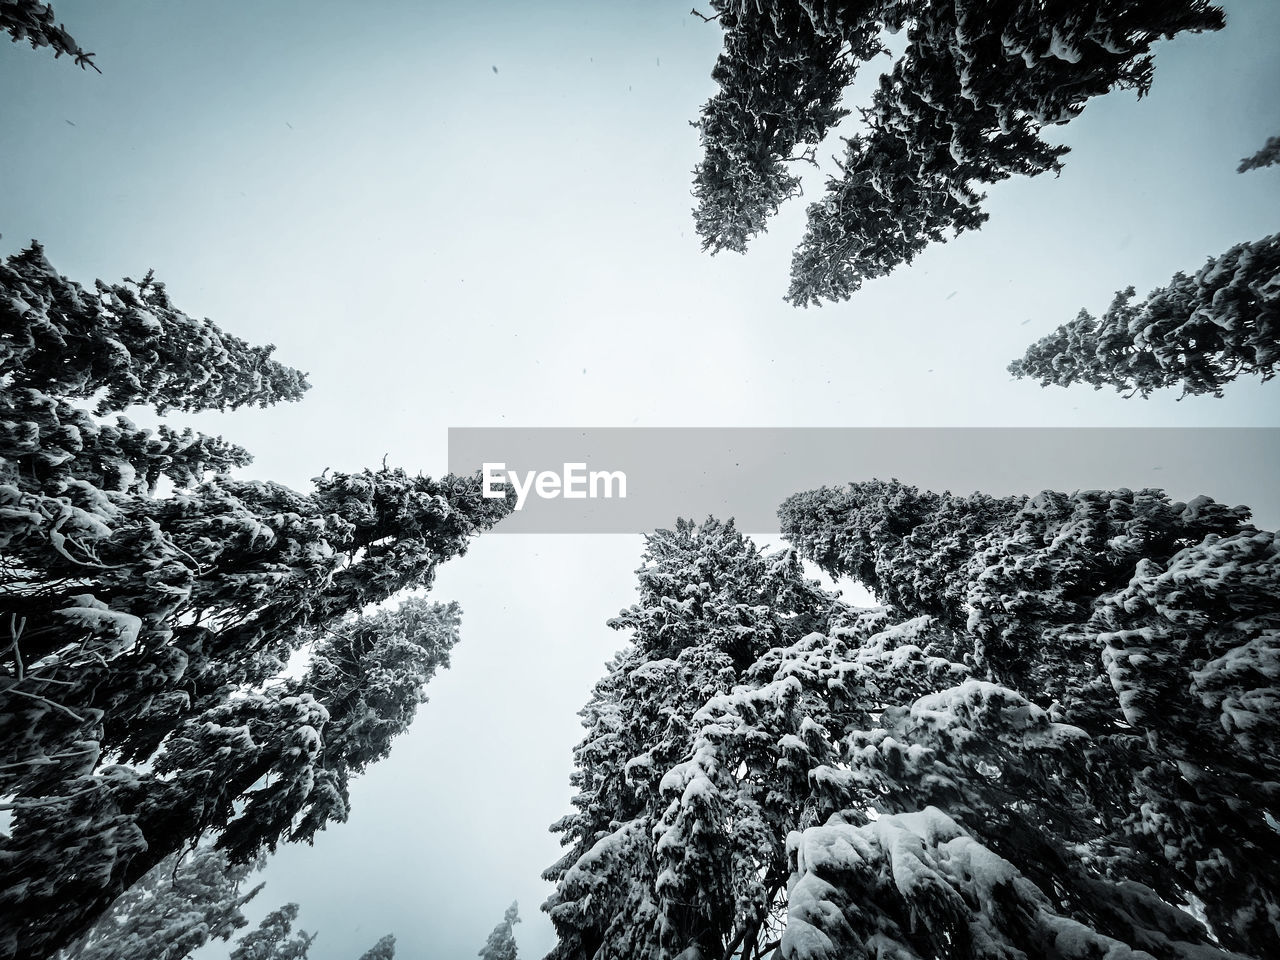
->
[2,1,1278,958]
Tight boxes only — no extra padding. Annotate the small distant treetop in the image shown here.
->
[478,902,519,960]
[1238,134,1280,172]
[229,905,315,960]
[354,934,396,960]
[1,1,97,70]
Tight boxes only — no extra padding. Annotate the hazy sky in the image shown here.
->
[2,1,1279,958]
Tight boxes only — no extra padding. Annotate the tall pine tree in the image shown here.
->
[543,519,845,960]
[779,480,1277,954]
[0,245,513,960]
[55,845,398,960]
[691,2,868,255]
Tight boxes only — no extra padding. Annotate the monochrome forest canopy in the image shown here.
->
[2,2,1277,960]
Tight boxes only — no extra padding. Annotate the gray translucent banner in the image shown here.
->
[447,428,1280,533]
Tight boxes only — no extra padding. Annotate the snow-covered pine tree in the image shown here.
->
[229,904,316,960]
[778,481,1278,955]
[0,246,513,960]
[787,0,1226,305]
[689,1,1225,305]
[54,844,398,960]
[1,0,96,69]
[214,597,464,862]
[787,0,1069,305]
[356,934,397,960]
[1009,231,1280,396]
[703,613,1221,959]
[690,1,869,255]
[1,242,309,414]
[543,519,844,960]
[546,489,1275,958]
[55,846,264,960]
[0,599,475,959]
[479,902,519,960]
[1090,527,1280,948]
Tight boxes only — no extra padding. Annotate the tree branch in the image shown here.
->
[721,923,748,960]
[0,783,99,811]
[1,683,87,722]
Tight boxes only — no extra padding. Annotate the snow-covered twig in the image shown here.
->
[0,783,99,811]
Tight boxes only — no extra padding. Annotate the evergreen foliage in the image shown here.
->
[356,934,397,960]
[543,487,1278,959]
[479,902,520,960]
[0,245,512,960]
[1009,232,1280,396]
[1,242,309,414]
[691,3,866,255]
[542,519,845,960]
[55,846,264,960]
[55,845,399,960]
[1238,135,1280,173]
[230,904,315,960]
[690,1,1225,305]
[1,0,97,70]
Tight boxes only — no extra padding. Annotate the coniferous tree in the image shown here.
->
[1,0,96,70]
[1238,134,1280,172]
[55,846,264,960]
[543,519,846,960]
[478,902,519,960]
[230,905,315,960]
[779,481,1277,954]
[356,934,397,960]
[1009,232,1280,396]
[0,245,513,960]
[690,1,1225,305]
[1,242,309,414]
[691,2,869,255]
[544,488,1277,959]
[55,845,397,960]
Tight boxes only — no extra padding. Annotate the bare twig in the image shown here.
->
[7,613,27,679]
[1,684,87,722]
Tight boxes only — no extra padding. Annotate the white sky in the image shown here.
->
[2,1,1278,957]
